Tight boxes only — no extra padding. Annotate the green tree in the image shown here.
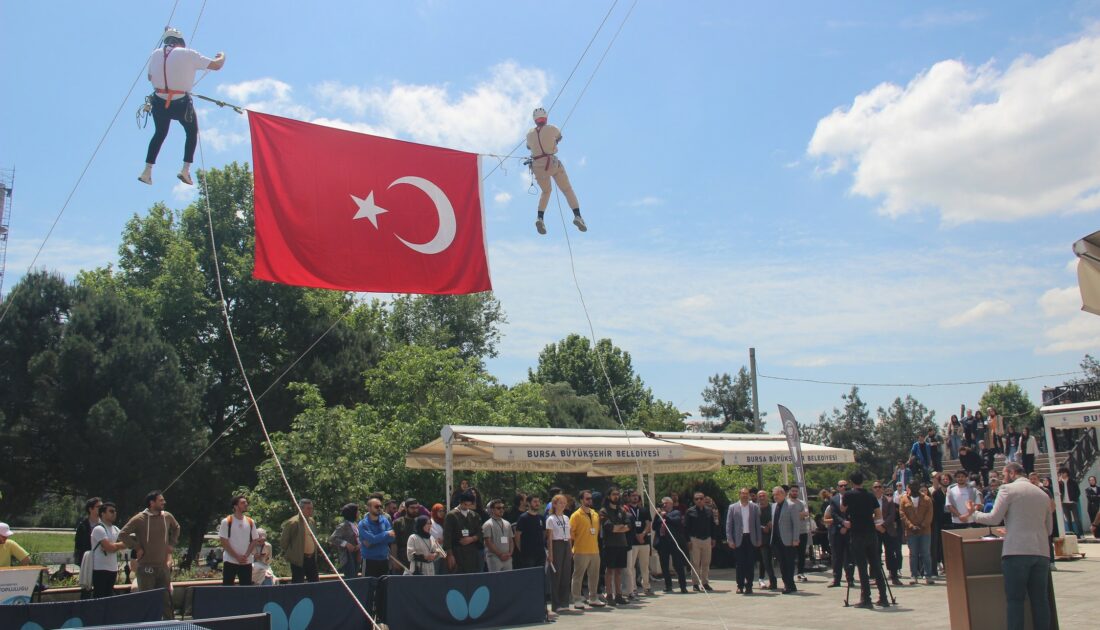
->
[0,272,74,517]
[699,368,759,433]
[872,395,937,478]
[979,382,1040,433]
[387,293,506,363]
[529,334,653,422]
[540,382,616,430]
[803,387,877,472]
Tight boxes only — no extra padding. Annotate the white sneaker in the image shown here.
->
[797,574,806,582]
[535,219,546,235]
[138,170,152,185]
[573,215,587,232]
[177,170,193,186]
[758,579,766,589]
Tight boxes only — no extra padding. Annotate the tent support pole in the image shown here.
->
[445,429,454,511]
[1044,420,1065,541]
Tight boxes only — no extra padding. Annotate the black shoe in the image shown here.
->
[680,587,689,594]
[606,597,618,607]
[615,596,628,606]
[769,582,777,590]
[663,587,673,593]
[736,586,743,594]
[856,600,874,609]
[744,587,753,595]
[828,582,842,588]
[876,598,891,607]
[891,577,903,586]
[693,584,702,592]
[703,584,714,592]
[782,588,797,594]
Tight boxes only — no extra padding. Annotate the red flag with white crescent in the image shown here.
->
[248,111,491,294]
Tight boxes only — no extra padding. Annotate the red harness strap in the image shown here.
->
[157,47,188,108]
[533,126,554,171]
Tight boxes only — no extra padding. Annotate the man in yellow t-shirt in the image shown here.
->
[569,490,604,609]
[0,522,31,566]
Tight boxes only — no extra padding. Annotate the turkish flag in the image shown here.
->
[248,111,491,294]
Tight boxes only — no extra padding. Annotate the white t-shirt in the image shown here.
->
[218,515,260,564]
[739,503,752,533]
[947,484,975,524]
[90,523,120,572]
[147,47,213,95]
[548,514,571,541]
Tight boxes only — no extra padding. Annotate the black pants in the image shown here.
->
[92,570,117,598]
[290,554,319,583]
[880,533,902,577]
[656,541,686,590]
[772,541,795,591]
[831,531,854,584]
[362,558,389,578]
[756,542,776,586]
[222,561,252,585]
[797,533,808,574]
[734,534,755,589]
[849,532,887,603]
[514,554,545,570]
[146,95,198,164]
[1023,453,1035,474]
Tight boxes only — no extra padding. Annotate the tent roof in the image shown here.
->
[1041,400,1100,430]
[405,425,855,474]
[1073,230,1100,316]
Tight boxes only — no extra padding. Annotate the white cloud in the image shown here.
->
[314,61,549,154]
[487,239,1054,368]
[622,196,664,207]
[3,237,116,280]
[493,191,513,205]
[217,78,314,120]
[172,181,197,203]
[1037,286,1100,353]
[940,299,1012,328]
[808,34,1100,224]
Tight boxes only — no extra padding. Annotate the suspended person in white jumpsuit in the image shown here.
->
[527,108,585,235]
[138,28,226,186]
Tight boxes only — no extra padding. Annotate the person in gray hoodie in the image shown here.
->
[119,490,180,619]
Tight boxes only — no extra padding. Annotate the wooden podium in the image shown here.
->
[942,528,1058,630]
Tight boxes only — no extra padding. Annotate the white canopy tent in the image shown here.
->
[1041,401,1100,537]
[406,425,856,509]
[1073,230,1100,315]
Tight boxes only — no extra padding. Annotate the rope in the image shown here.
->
[759,370,1086,388]
[0,1,186,325]
[559,0,638,132]
[481,0,621,181]
[196,138,378,627]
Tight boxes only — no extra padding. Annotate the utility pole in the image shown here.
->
[750,347,763,489]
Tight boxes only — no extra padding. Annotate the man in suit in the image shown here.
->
[966,462,1054,630]
[825,480,854,587]
[654,496,688,594]
[726,487,761,594]
[770,486,800,594]
[872,481,903,586]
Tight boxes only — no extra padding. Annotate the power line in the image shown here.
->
[759,370,1086,388]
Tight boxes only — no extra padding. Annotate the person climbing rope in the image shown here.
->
[526,108,585,235]
[138,27,226,186]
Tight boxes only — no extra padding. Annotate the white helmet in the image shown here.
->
[163,27,185,46]
[532,107,548,123]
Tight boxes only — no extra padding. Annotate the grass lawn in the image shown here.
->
[16,532,74,556]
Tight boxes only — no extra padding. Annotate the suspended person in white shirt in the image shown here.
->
[139,28,225,186]
[526,108,586,235]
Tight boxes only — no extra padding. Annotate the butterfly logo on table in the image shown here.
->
[446,585,490,622]
[21,619,82,630]
[263,598,314,630]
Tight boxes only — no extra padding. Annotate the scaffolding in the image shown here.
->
[0,168,12,297]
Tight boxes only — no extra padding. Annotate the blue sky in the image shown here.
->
[2,1,1099,429]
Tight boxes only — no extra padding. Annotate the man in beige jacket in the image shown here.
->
[527,108,586,235]
[119,490,180,619]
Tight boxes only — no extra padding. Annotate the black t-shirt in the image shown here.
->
[842,488,879,536]
[515,512,546,560]
[626,505,651,546]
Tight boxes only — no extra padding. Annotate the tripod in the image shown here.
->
[842,540,897,608]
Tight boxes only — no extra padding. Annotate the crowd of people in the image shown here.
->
[5,430,1095,623]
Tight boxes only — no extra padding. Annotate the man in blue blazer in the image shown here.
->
[726,487,762,594]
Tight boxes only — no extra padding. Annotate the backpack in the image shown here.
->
[78,524,108,590]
